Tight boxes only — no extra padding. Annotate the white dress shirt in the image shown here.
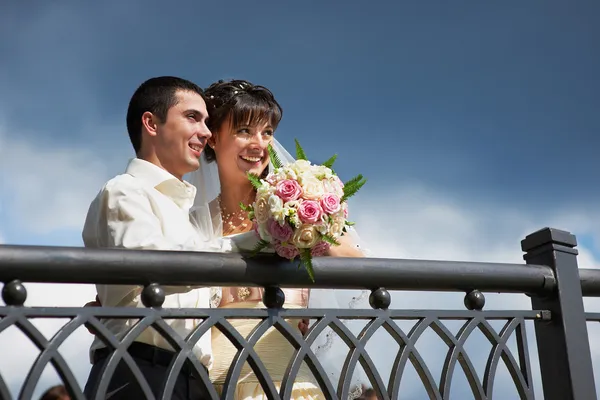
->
[82,158,213,369]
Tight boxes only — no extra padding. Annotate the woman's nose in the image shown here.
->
[250,133,268,147]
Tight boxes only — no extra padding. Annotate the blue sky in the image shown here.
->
[0,1,599,397]
[1,2,598,232]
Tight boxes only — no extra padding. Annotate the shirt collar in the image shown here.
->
[125,158,197,210]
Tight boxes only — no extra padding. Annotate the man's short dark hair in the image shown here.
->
[126,76,205,153]
[39,384,68,400]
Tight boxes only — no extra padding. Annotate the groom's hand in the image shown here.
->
[298,318,310,336]
[84,295,101,335]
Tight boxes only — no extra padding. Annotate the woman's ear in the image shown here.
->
[207,135,216,148]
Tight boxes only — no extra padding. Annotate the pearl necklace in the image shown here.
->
[219,193,254,299]
[218,194,250,229]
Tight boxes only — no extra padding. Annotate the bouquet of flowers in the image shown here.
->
[241,139,366,281]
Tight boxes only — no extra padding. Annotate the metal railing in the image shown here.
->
[0,227,597,399]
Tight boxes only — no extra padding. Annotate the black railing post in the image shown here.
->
[521,227,596,400]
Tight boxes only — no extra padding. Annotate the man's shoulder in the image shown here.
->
[82,173,151,245]
[98,173,146,197]
[85,173,149,213]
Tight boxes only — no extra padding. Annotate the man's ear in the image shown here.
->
[141,111,159,137]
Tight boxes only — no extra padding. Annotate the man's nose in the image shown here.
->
[198,122,212,139]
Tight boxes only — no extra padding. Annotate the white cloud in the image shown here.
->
[0,120,129,234]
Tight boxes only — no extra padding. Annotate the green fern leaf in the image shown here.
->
[344,174,365,188]
[341,175,367,202]
[299,249,315,282]
[295,139,308,160]
[267,144,283,169]
[322,154,337,169]
[246,173,263,190]
[321,234,340,246]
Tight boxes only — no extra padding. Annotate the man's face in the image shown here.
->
[154,90,211,179]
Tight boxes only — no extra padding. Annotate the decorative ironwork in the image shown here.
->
[141,283,166,308]
[464,290,485,311]
[1,279,27,306]
[262,286,286,309]
[0,304,542,400]
[368,288,391,310]
[0,226,598,399]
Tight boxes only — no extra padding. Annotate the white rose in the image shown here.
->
[301,177,325,200]
[314,165,333,179]
[291,160,311,175]
[283,167,298,181]
[322,179,343,198]
[291,224,320,249]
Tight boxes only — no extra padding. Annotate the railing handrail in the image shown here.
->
[0,243,569,295]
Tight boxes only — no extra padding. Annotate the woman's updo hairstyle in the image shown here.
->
[203,79,283,163]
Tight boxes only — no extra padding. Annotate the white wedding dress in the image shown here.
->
[207,231,371,400]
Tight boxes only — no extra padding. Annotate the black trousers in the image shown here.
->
[84,342,211,400]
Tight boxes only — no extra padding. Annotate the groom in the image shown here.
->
[82,76,213,400]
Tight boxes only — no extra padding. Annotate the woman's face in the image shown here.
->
[210,116,274,183]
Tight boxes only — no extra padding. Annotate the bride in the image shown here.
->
[189,79,372,399]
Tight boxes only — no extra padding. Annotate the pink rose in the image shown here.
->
[320,194,341,214]
[275,179,302,202]
[311,241,331,257]
[267,218,294,242]
[297,200,323,224]
[342,202,348,218]
[274,240,300,260]
[252,221,261,239]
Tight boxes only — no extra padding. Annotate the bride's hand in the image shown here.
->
[326,235,364,258]
[298,319,310,336]
[84,295,101,335]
